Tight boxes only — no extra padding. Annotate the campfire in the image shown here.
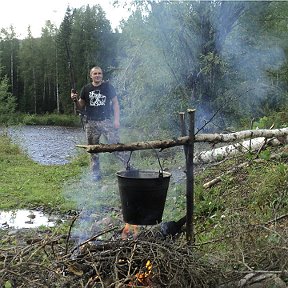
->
[61,226,219,288]
[134,259,153,286]
[121,223,139,240]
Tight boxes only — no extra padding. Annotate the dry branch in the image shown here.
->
[1,215,287,288]
[203,151,287,189]
[203,161,249,189]
[76,128,288,153]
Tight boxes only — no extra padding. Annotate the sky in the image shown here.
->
[0,0,131,38]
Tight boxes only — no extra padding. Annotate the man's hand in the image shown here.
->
[71,89,78,102]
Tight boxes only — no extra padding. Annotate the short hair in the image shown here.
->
[90,66,102,75]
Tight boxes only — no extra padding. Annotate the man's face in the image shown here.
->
[90,68,103,84]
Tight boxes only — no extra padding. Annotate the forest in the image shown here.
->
[0,1,288,132]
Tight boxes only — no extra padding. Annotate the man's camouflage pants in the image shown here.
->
[85,119,128,178]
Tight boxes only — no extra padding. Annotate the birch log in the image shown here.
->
[76,128,288,153]
[194,137,275,164]
[194,130,287,164]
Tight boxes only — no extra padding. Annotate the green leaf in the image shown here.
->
[4,281,12,288]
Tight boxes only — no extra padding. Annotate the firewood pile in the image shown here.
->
[0,227,221,288]
[1,214,287,288]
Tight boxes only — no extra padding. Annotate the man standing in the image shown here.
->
[71,66,128,181]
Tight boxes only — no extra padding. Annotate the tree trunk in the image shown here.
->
[33,67,37,114]
[193,137,282,164]
[56,48,60,114]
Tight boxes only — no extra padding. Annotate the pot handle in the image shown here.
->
[152,147,165,176]
[125,151,133,171]
[125,149,165,177]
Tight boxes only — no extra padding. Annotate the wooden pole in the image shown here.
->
[76,128,288,153]
[179,112,188,159]
[186,109,195,245]
[179,112,187,137]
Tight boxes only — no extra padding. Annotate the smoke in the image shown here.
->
[213,2,285,122]
[63,166,123,243]
[116,1,286,134]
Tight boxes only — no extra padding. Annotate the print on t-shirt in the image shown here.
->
[89,90,106,106]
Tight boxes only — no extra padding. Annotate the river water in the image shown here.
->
[4,125,86,165]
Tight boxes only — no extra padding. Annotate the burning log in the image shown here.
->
[76,128,288,153]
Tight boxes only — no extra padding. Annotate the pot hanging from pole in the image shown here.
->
[116,170,171,225]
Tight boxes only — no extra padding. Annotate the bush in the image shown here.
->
[253,109,288,129]
[21,113,81,127]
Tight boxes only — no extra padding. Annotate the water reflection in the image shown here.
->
[0,209,58,229]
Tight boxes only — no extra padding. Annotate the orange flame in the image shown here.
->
[121,223,139,240]
[135,260,153,285]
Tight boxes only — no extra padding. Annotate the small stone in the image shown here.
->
[7,230,18,236]
[27,213,36,219]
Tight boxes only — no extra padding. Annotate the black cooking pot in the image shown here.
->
[116,170,171,225]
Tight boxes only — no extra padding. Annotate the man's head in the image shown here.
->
[90,66,103,85]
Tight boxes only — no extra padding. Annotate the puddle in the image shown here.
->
[0,209,61,229]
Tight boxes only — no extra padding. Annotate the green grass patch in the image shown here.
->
[2,112,82,127]
[0,134,84,211]
[21,113,81,126]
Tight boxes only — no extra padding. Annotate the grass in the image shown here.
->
[193,150,288,269]
[0,134,83,211]
[4,112,82,127]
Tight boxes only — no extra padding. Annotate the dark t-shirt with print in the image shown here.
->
[80,81,116,121]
